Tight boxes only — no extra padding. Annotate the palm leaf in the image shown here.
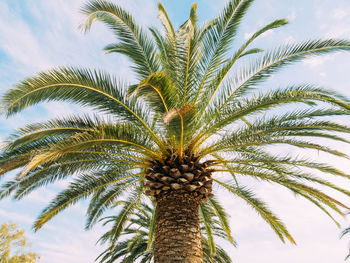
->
[81,0,159,79]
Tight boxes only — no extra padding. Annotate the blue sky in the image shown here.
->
[1,0,350,262]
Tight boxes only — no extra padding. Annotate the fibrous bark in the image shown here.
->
[154,191,203,263]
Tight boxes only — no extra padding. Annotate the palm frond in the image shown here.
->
[214,179,295,244]
[192,85,350,148]
[81,0,159,79]
[208,197,235,244]
[194,19,289,127]
[222,39,350,102]
[157,3,175,41]
[194,0,255,103]
[1,67,167,152]
[33,170,143,231]
[199,202,216,255]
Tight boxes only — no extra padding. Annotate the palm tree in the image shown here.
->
[97,198,233,263]
[1,0,350,261]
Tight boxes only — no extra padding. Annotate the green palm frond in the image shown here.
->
[157,3,175,40]
[222,39,350,100]
[94,189,144,240]
[1,67,167,151]
[14,122,156,179]
[194,0,255,103]
[33,170,143,231]
[176,3,201,105]
[199,202,216,255]
[128,72,178,114]
[192,85,350,148]
[342,224,350,260]
[81,0,159,79]
[208,197,235,244]
[86,183,144,229]
[195,18,289,125]
[214,179,295,244]
[215,166,349,211]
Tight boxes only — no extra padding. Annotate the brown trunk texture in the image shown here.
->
[154,191,203,263]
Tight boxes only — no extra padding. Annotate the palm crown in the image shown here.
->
[2,0,350,261]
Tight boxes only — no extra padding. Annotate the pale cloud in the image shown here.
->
[0,0,152,77]
[287,10,297,21]
[55,179,71,190]
[39,237,98,263]
[315,8,323,20]
[0,2,52,72]
[325,25,350,38]
[283,35,296,44]
[244,29,274,40]
[331,8,348,20]
[201,0,227,14]
[26,189,57,204]
[37,225,107,263]
[303,54,338,68]
[0,209,34,224]
[42,102,77,119]
[244,32,253,40]
[260,29,274,38]
[319,72,327,77]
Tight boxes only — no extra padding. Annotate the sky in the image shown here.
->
[1,0,350,262]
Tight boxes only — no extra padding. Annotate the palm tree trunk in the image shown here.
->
[154,191,203,263]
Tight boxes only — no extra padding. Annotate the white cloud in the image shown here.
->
[283,35,296,44]
[319,72,327,77]
[260,29,274,38]
[287,10,297,21]
[244,32,253,40]
[0,209,34,224]
[41,102,76,119]
[0,2,52,72]
[35,224,108,263]
[244,29,274,40]
[39,237,98,263]
[325,25,349,38]
[331,8,348,20]
[303,54,337,68]
[26,189,57,204]
[0,0,156,77]
[0,135,4,148]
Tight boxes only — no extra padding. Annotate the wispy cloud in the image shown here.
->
[244,29,274,40]
[0,208,34,224]
[331,8,348,20]
[36,220,108,263]
[283,35,296,44]
[325,25,350,38]
[0,2,52,72]
[287,10,297,21]
[303,54,338,68]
